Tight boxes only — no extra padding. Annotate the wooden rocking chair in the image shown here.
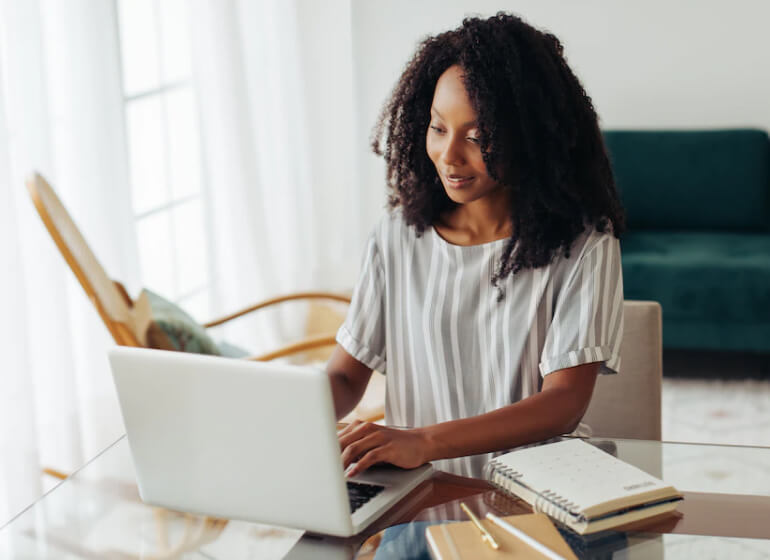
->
[26,172,385,480]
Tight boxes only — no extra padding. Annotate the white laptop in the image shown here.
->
[108,347,432,537]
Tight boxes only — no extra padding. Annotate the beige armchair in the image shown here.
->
[583,301,663,440]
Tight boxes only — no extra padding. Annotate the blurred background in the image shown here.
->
[1,0,768,526]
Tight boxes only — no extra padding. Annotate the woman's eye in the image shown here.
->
[430,125,445,134]
[467,136,480,144]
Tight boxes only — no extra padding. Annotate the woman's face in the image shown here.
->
[426,65,501,205]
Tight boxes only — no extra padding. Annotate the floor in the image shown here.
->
[661,350,770,447]
[662,377,770,447]
[658,350,770,558]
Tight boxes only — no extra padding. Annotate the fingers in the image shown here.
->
[346,446,388,478]
[337,421,357,451]
[337,419,364,447]
[337,422,401,476]
[338,420,378,451]
[341,430,386,469]
[337,419,361,436]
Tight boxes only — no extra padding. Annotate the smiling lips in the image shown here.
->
[445,174,475,188]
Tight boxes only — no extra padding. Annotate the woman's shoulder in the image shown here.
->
[549,224,620,277]
[572,224,619,255]
[368,208,418,248]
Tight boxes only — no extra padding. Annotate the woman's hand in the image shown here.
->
[337,420,434,477]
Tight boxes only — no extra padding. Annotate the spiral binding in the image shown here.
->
[484,459,524,500]
[486,459,585,526]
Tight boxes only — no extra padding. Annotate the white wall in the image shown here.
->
[350,0,770,247]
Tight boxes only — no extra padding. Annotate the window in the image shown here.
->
[116,0,210,320]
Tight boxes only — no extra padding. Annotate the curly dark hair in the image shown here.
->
[372,12,625,294]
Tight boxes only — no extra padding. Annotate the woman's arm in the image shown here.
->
[326,345,374,420]
[339,361,600,477]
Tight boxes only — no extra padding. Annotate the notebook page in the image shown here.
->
[493,439,674,514]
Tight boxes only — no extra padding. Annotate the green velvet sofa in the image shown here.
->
[604,129,770,353]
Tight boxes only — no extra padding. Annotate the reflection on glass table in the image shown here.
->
[366,519,770,560]
[0,435,769,559]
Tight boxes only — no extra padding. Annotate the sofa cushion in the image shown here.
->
[622,232,770,324]
[604,129,770,231]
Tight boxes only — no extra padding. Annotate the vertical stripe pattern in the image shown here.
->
[337,212,624,477]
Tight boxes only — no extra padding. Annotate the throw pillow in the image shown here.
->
[141,289,222,355]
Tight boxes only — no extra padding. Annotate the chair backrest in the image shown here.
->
[26,172,148,347]
[582,301,663,440]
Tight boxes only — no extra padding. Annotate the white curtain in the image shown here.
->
[0,0,138,525]
[187,0,364,352]
[0,0,367,526]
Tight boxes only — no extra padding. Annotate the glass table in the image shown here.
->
[1,436,769,559]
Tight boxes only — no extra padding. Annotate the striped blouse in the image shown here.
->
[336,211,624,476]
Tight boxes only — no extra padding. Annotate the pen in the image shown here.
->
[486,513,568,560]
[459,502,499,550]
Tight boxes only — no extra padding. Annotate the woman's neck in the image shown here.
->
[436,190,513,246]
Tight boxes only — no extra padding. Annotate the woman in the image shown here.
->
[330,12,625,478]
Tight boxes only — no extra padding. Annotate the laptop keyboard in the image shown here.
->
[347,481,385,514]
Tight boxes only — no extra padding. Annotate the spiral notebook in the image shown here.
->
[484,439,682,534]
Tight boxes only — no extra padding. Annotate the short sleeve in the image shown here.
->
[336,231,387,373]
[539,233,624,377]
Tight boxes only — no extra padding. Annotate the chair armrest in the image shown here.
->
[43,467,69,480]
[203,292,351,329]
[245,333,339,362]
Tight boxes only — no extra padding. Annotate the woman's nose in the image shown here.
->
[441,137,465,166]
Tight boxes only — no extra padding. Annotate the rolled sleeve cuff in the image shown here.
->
[539,345,619,377]
[335,325,387,373]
